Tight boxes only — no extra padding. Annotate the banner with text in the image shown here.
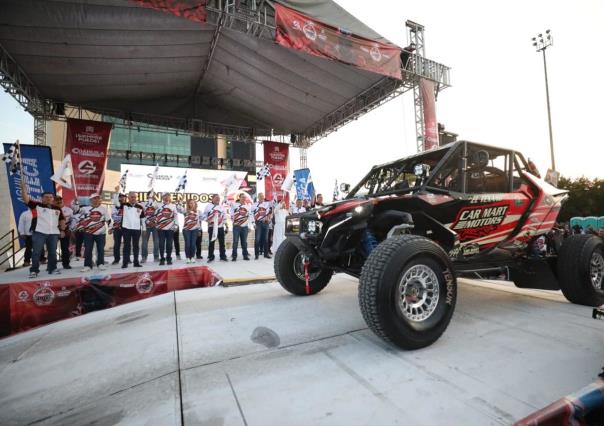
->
[275,3,402,80]
[130,0,207,23]
[62,118,112,205]
[293,168,315,201]
[121,164,247,204]
[3,144,55,247]
[263,141,289,202]
[420,79,439,150]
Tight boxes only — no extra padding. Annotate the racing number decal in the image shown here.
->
[451,204,509,241]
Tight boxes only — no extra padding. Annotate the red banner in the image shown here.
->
[420,79,439,150]
[263,141,289,202]
[1,266,220,337]
[275,4,402,80]
[130,0,207,23]
[63,119,112,205]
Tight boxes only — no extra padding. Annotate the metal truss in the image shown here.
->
[299,147,308,168]
[299,77,415,146]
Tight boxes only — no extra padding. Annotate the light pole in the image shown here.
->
[532,30,555,172]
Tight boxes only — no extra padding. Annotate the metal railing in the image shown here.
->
[0,229,24,271]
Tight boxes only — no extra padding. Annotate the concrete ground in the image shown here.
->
[1,273,603,425]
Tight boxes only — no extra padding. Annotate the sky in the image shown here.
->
[2,0,603,200]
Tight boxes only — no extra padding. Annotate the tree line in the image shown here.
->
[557,176,604,222]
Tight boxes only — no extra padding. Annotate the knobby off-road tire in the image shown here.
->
[274,239,333,296]
[359,235,457,350]
[557,234,604,306]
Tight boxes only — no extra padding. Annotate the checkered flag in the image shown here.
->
[175,171,188,192]
[333,179,339,201]
[256,164,271,180]
[2,141,21,176]
[119,169,128,192]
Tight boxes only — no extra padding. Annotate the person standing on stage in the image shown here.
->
[141,192,159,263]
[53,196,73,269]
[109,190,127,265]
[121,191,145,268]
[204,194,228,262]
[252,193,273,260]
[17,209,33,267]
[155,192,177,265]
[292,198,306,214]
[80,193,110,272]
[314,193,325,208]
[230,193,252,261]
[20,179,65,278]
[179,199,201,263]
[71,199,85,261]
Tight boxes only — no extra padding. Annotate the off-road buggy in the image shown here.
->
[275,140,604,349]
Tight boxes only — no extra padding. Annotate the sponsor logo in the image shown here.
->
[370,46,382,62]
[469,194,505,204]
[33,283,55,306]
[17,290,29,302]
[85,126,94,133]
[303,21,317,41]
[71,148,105,157]
[78,160,96,175]
[56,286,72,297]
[135,273,154,294]
[462,243,480,256]
[452,204,509,241]
[443,268,455,305]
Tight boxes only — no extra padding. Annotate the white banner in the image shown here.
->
[121,164,247,203]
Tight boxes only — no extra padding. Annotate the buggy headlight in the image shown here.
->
[286,217,301,233]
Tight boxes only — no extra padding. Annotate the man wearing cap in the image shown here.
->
[20,178,65,278]
[121,191,145,268]
[109,187,127,265]
[80,193,110,272]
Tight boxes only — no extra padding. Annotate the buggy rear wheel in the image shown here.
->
[557,235,604,306]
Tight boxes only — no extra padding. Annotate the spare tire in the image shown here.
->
[557,234,604,306]
[359,235,457,350]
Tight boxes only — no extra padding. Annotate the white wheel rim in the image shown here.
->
[590,252,604,291]
[396,264,440,322]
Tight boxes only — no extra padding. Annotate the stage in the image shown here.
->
[0,256,277,337]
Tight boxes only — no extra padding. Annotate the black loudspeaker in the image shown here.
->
[55,102,65,116]
[290,133,297,144]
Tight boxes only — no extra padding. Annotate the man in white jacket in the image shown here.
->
[121,191,145,268]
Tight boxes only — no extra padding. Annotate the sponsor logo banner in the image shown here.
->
[3,144,55,248]
[275,4,402,80]
[263,141,289,202]
[130,0,207,23]
[63,119,112,205]
[420,79,439,150]
[2,266,220,337]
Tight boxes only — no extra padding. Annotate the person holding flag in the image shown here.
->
[141,191,160,263]
[155,192,177,265]
[79,193,110,272]
[20,178,65,278]
[203,194,228,262]
[178,199,202,263]
[121,191,145,268]
[53,195,73,269]
[109,186,127,265]
[230,193,252,261]
[252,192,273,260]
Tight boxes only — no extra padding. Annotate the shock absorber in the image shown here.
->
[361,230,378,257]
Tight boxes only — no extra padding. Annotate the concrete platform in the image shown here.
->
[1,276,603,425]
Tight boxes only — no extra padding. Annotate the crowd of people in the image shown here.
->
[18,176,326,279]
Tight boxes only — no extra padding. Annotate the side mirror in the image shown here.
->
[340,183,350,193]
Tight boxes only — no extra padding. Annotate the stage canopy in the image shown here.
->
[0,0,450,144]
